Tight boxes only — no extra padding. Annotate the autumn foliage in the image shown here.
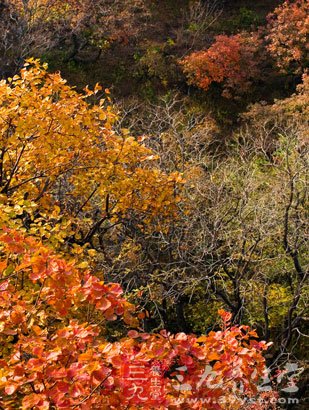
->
[0,62,275,409]
[0,229,272,409]
[0,0,149,76]
[0,0,307,404]
[180,32,264,98]
[0,60,180,236]
[180,0,308,97]
[266,0,309,74]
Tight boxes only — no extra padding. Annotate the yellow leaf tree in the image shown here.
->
[0,60,180,248]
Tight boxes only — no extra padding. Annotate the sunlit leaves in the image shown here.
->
[0,60,179,243]
[180,32,264,98]
[0,227,272,409]
[0,59,276,410]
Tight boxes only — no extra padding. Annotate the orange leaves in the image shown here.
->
[0,227,131,318]
[0,280,9,292]
[207,352,221,361]
[266,0,309,74]
[0,244,271,410]
[4,384,17,395]
[0,230,28,254]
[180,32,264,98]
[128,330,139,339]
[22,393,50,410]
[0,260,7,273]
[80,274,131,320]
[218,309,232,326]
[0,59,274,408]
[0,228,134,355]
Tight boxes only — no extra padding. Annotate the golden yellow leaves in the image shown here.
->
[0,60,181,243]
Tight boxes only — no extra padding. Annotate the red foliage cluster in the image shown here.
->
[266,0,309,74]
[180,32,264,98]
[0,229,274,409]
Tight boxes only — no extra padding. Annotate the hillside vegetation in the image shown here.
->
[0,1,308,409]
